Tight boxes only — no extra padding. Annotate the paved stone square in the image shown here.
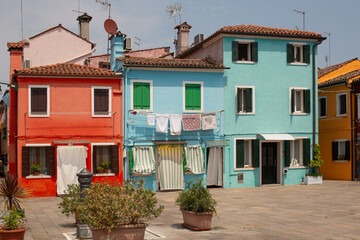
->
[15,181,360,239]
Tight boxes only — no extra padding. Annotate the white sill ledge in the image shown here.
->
[93,173,115,177]
[26,175,51,179]
[289,62,308,66]
[234,167,256,171]
[236,113,255,115]
[290,113,308,116]
[333,160,349,162]
[288,166,307,169]
[235,61,255,64]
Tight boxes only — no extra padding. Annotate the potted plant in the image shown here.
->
[96,166,104,174]
[100,161,110,173]
[175,178,217,231]
[0,175,30,240]
[76,178,164,240]
[304,144,324,185]
[58,184,80,224]
[30,162,41,175]
[337,155,345,160]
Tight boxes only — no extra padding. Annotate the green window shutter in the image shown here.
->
[332,142,338,160]
[236,88,242,113]
[133,82,150,110]
[252,139,260,168]
[251,42,258,62]
[287,44,294,63]
[303,139,311,166]
[129,148,134,174]
[284,140,291,167]
[291,89,295,113]
[185,84,201,110]
[304,89,311,113]
[303,45,310,64]
[232,41,239,61]
[236,140,245,168]
[246,88,253,113]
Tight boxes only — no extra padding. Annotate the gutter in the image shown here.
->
[312,38,325,157]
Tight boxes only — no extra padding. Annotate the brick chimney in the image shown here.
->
[7,42,24,80]
[110,31,126,71]
[77,13,92,41]
[174,22,192,57]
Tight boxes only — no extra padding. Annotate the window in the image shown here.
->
[287,43,310,64]
[332,140,350,161]
[284,139,310,167]
[318,97,327,118]
[337,93,347,116]
[130,146,156,175]
[22,146,55,176]
[235,139,259,169]
[2,127,6,140]
[232,41,258,62]
[236,86,255,114]
[29,85,49,117]
[290,88,310,114]
[92,87,111,117]
[92,145,119,174]
[131,80,152,111]
[184,82,203,112]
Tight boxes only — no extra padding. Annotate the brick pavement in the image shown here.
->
[8,180,360,239]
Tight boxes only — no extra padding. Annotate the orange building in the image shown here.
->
[10,63,123,196]
[318,58,360,180]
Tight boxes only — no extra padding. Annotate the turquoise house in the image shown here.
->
[111,33,226,191]
[178,24,325,187]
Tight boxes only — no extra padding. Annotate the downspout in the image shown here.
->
[312,38,324,157]
[345,80,354,180]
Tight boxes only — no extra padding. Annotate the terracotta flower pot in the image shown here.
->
[181,210,213,231]
[0,228,26,240]
[91,223,148,240]
[33,172,39,176]
[104,169,109,174]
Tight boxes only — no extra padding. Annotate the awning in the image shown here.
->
[1,92,9,106]
[205,140,230,147]
[257,134,295,141]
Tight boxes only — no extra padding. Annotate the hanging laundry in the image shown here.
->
[182,114,201,131]
[147,113,156,126]
[156,114,169,133]
[137,110,148,116]
[201,112,217,130]
[170,114,182,135]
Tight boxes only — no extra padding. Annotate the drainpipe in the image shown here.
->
[345,80,355,180]
[312,38,325,157]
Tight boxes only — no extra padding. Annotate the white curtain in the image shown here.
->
[184,146,205,174]
[132,146,155,174]
[206,147,222,186]
[57,146,87,195]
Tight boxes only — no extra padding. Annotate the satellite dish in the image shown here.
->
[104,18,117,35]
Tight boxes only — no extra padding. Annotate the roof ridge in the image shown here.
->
[318,58,358,78]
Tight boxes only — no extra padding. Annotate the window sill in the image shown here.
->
[132,109,152,113]
[336,114,348,117]
[235,61,255,64]
[92,114,112,118]
[234,167,256,171]
[93,173,115,177]
[319,116,327,119]
[131,173,153,177]
[183,110,204,114]
[288,166,306,169]
[26,175,52,179]
[333,160,350,162]
[290,113,308,116]
[236,112,255,115]
[28,114,49,118]
[289,62,308,66]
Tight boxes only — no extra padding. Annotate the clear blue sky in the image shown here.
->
[0,0,358,82]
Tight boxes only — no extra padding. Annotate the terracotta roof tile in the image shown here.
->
[14,63,118,78]
[117,56,225,69]
[318,69,360,87]
[7,42,25,50]
[318,58,358,78]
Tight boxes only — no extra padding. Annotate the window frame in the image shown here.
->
[288,42,308,66]
[235,86,255,115]
[290,87,308,115]
[91,142,116,176]
[234,137,256,170]
[289,138,305,168]
[183,81,204,113]
[318,96,327,118]
[92,86,112,118]
[130,80,153,112]
[25,143,52,179]
[336,92,348,117]
[234,39,256,64]
[333,139,349,161]
[28,85,50,118]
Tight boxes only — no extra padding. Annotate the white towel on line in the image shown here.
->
[156,114,169,133]
[170,114,182,135]
[147,113,156,126]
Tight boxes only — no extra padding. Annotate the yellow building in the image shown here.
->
[318,58,360,180]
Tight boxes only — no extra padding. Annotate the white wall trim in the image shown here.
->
[130,80,153,112]
[91,86,112,118]
[259,140,282,186]
[28,85,50,118]
[289,87,308,115]
[235,85,255,115]
[25,143,51,146]
[183,81,204,113]
[336,92,348,117]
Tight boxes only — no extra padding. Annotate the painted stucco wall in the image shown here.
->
[23,27,93,67]
[318,84,353,180]
[222,36,318,187]
[184,38,223,64]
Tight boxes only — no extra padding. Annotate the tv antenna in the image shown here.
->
[134,36,141,50]
[96,0,111,18]
[293,9,305,31]
[165,3,182,26]
[324,32,331,66]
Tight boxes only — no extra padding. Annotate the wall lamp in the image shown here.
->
[0,82,18,96]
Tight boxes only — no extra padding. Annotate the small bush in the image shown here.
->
[58,184,80,217]
[0,208,26,230]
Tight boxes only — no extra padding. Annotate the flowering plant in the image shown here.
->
[0,208,26,230]
[30,162,41,173]
[307,144,324,176]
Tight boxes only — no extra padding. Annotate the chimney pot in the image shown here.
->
[77,13,92,41]
[174,22,192,57]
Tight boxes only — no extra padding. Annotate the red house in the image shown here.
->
[10,63,123,196]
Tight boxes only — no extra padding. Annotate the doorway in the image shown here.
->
[261,142,278,185]
[206,147,223,187]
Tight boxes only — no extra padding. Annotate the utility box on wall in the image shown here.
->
[237,173,243,183]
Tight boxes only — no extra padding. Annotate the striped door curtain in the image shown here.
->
[157,145,184,190]
[184,146,205,174]
[132,146,155,174]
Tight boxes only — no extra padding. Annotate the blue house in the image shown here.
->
[110,31,227,191]
[178,24,325,187]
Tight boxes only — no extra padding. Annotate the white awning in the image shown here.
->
[258,134,295,141]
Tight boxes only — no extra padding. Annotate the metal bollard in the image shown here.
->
[76,168,93,239]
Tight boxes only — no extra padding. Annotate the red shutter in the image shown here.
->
[22,147,30,177]
[46,146,55,176]
[111,145,119,174]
